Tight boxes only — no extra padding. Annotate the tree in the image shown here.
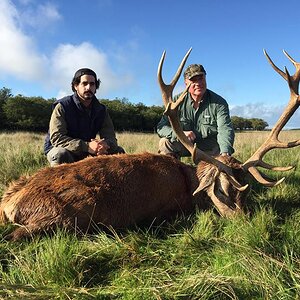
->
[0,87,12,128]
[231,116,245,130]
[231,116,268,131]
[0,88,269,133]
[100,98,164,132]
[140,105,164,132]
[3,95,52,131]
[249,118,268,130]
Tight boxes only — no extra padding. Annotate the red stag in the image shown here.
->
[0,49,299,241]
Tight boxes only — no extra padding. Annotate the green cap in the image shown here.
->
[184,64,206,79]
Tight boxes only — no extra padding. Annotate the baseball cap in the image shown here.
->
[184,64,206,79]
[73,68,98,82]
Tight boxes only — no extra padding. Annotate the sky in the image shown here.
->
[1,0,300,128]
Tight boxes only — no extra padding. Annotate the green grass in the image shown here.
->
[0,130,300,299]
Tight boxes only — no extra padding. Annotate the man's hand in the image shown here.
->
[88,139,110,155]
[220,152,230,156]
[183,131,196,142]
[95,139,110,155]
[88,140,99,155]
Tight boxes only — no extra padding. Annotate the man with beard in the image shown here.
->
[157,64,234,159]
[44,68,124,166]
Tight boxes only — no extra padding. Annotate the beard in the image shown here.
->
[77,90,95,107]
[82,91,94,100]
[83,92,94,99]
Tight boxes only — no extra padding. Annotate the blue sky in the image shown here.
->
[1,0,300,128]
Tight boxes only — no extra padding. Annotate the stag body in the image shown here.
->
[0,153,246,241]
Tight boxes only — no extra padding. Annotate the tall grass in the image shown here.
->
[0,130,300,299]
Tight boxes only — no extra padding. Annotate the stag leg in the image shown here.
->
[4,226,36,241]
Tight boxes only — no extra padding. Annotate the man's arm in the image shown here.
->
[216,102,235,155]
[98,111,119,152]
[157,115,174,139]
[157,93,189,141]
[49,103,89,154]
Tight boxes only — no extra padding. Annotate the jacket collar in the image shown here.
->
[72,92,98,111]
[187,89,210,105]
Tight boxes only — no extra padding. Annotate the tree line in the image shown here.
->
[231,116,268,131]
[0,87,268,132]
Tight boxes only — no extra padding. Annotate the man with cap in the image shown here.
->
[157,63,234,159]
[44,68,125,166]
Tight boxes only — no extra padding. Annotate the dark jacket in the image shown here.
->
[44,94,107,154]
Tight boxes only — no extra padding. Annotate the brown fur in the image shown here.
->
[0,153,248,241]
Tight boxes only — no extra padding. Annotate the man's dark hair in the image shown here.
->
[71,68,101,92]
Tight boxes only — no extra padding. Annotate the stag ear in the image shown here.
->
[193,166,218,195]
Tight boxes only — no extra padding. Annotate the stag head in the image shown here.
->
[157,48,300,217]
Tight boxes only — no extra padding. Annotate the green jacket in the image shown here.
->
[157,89,235,155]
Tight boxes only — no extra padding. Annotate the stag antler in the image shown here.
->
[157,48,248,191]
[242,50,300,187]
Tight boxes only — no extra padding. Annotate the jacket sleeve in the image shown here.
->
[157,93,183,141]
[98,111,119,152]
[157,114,181,141]
[216,102,235,155]
[49,103,89,154]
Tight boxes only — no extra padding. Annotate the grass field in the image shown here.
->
[0,130,300,299]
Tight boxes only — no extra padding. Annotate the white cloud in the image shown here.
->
[0,0,47,80]
[50,42,134,99]
[230,103,300,129]
[0,0,134,99]
[20,2,62,28]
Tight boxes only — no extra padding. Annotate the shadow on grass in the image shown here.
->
[245,173,300,218]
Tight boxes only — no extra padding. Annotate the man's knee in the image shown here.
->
[158,138,173,154]
[158,137,188,159]
[47,147,75,166]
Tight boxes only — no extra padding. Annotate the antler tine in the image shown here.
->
[158,48,194,155]
[243,50,300,186]
[158,47,192,108]
[158,49,248,190]
[247,166,286,187]
[283,50,300,94]
[283,50,297,65]
[263,49,287,81]
[264,49,300,94]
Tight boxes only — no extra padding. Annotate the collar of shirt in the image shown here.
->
[73,92,97,111]
[187,90,209,106]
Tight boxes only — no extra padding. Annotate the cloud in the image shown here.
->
[0,0,133,99]
[50,42,134,98]
[19,2,62,29]
[230,103,300,129]
[0,0,47,80]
